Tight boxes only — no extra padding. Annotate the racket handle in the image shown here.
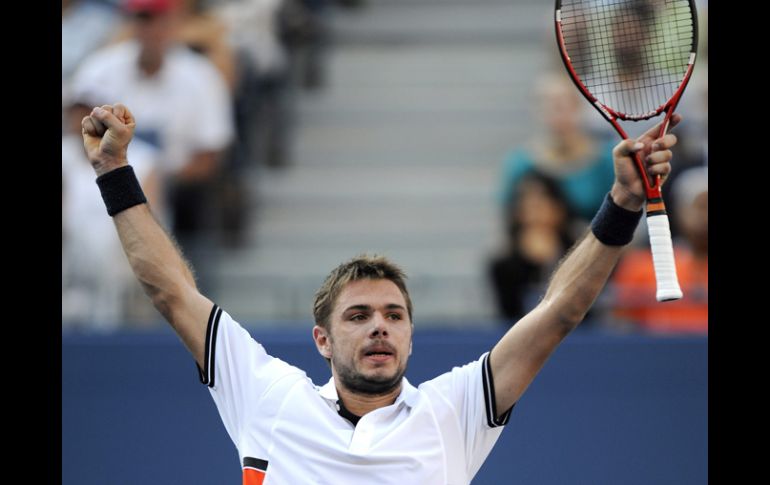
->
[646,214,683,301]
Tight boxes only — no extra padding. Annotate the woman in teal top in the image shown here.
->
[498,74,616,221]
[499,140,616,221]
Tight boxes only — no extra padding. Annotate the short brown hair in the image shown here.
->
[313,254,413,330]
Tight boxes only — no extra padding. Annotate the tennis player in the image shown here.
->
[81,102,679,484]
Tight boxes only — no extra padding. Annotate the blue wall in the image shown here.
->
[62,327,707,484]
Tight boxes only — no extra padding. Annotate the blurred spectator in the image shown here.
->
[280,0,329,91]
[110,0,239,92]
[499,74,616,223]
[610,0,656,87]
[70,0,235,277]
[62,93,161,328]
[171,0,249,245]
[211,0,337,169]
[663,70,707,239]
[609,166,708,334]
[696,0,707,63]
[62,0,121,83]
[488,171,579,323]
[62,0,121,126]
[176,0,240,90]
[215,0,293,168]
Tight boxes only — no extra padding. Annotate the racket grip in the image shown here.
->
[646,214,683,301]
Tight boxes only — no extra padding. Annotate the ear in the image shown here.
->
[312,325,332,360]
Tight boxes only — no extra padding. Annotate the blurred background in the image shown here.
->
[62,0,708,483]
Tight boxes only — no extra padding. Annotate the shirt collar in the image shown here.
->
[318,377,419,409]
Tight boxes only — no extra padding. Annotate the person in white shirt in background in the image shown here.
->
[62,91,161,329]
[71,0,234,284]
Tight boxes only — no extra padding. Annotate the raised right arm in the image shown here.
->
[82,103,212,368]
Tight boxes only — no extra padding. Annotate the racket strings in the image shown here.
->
[560,0,694,118]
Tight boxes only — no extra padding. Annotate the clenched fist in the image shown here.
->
[81,103,136,177]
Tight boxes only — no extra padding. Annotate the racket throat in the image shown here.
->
[630,150,663,199]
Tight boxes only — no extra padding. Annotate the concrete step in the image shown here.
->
[289,120,523,169]
[210,248,499,324]
[254,164,496,200]
[246,164,503,249]
[329,1,553,46]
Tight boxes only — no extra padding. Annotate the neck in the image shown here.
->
[536,133,591,167]
[138,49,164,77]
[550,132,588,156]
[335,381,402,417]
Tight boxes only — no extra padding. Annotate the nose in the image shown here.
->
[370,312,389,338]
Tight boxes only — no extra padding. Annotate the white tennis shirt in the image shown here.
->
[197,305,513,485]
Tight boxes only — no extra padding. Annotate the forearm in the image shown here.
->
[542,184,640,327]
[542,231,623,327]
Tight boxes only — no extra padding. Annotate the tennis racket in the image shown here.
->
[555,0,698,301]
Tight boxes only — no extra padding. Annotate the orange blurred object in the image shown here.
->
[612,246,708,334]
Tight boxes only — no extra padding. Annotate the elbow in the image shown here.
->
[540,296,587,332]
[558,309,588,330]
[132,262,196,320]
[148,283,188,321]
[150,291,174,320]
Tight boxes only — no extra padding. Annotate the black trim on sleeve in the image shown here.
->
[243,457,269,472]
[197,304,222,388]
[482,352,514,428]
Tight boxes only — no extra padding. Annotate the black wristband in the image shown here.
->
[95,166,147,217]
[590,192,643,246]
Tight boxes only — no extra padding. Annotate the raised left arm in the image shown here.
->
[488,116,680,418]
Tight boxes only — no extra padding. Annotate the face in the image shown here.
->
[313,278,413,396]
[516,180,567,229]
[611,11,653,79]
[536,80,582,137]
[132,10,176,58]
[679,191,708,249]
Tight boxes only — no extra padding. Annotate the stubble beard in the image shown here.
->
[333,355,407,396]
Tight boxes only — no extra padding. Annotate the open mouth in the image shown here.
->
[363,346,395,363]
[365,351,393,357]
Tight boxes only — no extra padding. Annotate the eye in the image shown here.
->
[350,314,367,322]
[387,313,403,321]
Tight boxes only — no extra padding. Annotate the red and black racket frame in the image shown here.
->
[554,0,698,217]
